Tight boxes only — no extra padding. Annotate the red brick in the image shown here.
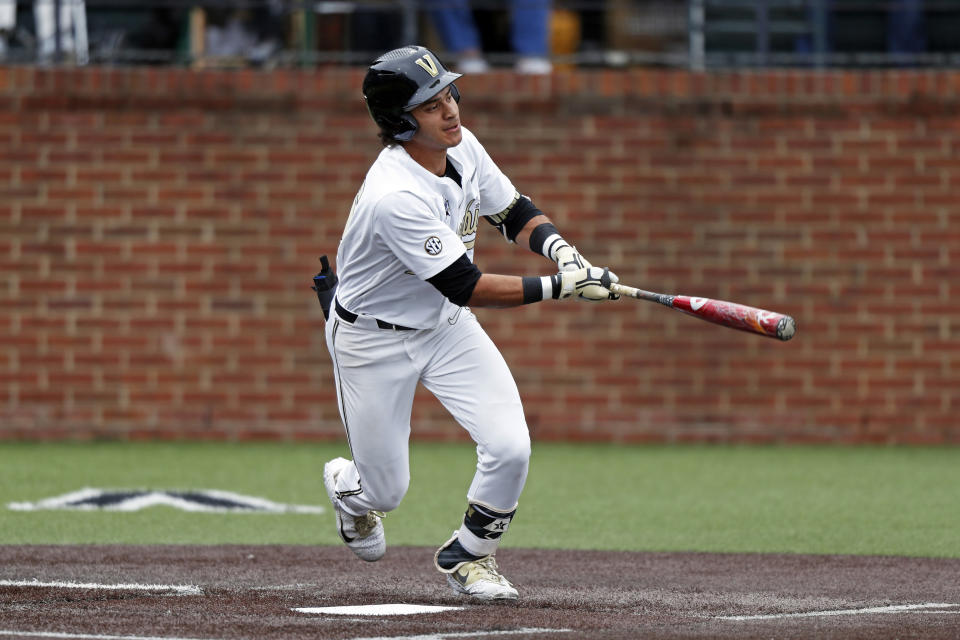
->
[1,67,957,443]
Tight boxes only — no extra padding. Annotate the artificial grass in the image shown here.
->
[0,441,957,557]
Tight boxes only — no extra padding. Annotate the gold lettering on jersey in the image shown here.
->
[415,54,440,77]
[458,199,481,250]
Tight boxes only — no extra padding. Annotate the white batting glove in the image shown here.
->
[554,244,591,272]
[557,266,620,301]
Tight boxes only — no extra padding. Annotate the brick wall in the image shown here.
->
[1,66,957,443]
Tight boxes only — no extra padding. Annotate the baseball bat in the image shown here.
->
[609,283,797,341]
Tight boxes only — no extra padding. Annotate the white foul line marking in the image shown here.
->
[0,631,220,640]
[295,604,462,615]
[347,629,570,640]
[716,602,960,621]
[0,579,202,596]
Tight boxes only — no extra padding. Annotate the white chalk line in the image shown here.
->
[716,602,960,621]
[0,579,202,596]
[0,632,221,640]
[295,603,463,615]
[347,629,571,640]
[0,626,571,640]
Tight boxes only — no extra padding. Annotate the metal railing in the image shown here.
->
[689,0,831,69]
[689,0,959,69]
[0,0,958,69]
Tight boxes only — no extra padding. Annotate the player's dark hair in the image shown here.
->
[378,129,399,147]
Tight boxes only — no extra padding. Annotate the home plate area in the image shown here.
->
[1,546,959,640]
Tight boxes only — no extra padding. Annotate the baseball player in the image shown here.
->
[322,45,619,600]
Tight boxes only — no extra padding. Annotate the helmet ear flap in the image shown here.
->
[392,113,419,142]
[451,83,461,103]
[364,102,418,142]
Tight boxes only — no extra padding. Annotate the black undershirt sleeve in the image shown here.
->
[528,222,561,257]
[483,195,542,242]
[426,253,483,306]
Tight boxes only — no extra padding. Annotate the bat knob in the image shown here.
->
[776,316,797,341]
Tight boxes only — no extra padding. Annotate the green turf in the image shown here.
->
[0,441,958,557]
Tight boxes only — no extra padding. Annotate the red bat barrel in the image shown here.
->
[671,295,797,341]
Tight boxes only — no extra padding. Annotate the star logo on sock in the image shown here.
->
[484,518,510,537]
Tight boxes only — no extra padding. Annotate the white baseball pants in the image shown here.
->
[325,307,531,517]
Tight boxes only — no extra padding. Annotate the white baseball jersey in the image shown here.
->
[334,126,516,328]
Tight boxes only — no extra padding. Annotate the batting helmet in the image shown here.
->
[362,45,462,142]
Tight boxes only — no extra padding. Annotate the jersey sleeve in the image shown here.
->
[373,191,467,281]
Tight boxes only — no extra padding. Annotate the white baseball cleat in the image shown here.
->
[434,532,518,600]
[445,555,518,600]
[323,457,385,562]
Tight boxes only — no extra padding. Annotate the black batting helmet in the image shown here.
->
[362,45,462,142]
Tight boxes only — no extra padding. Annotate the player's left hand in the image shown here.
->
[557,266,620,301]
[554,245,591,272]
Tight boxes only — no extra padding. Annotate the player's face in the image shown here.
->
[410,86,462,150]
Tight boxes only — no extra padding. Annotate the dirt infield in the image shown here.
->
[1,545,959,639]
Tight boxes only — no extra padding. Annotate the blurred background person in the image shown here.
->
[0,1,13,58]
[35,0,88,63]
[204,3,284,66]
[886,0,926,57]
[0,0,88,63]
[428,0,553,74]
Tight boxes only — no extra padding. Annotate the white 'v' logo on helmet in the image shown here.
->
[415,54,439,77]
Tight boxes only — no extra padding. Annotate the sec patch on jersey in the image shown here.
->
[425,236,443,255]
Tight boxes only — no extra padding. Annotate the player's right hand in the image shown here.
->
[557,266,620,301]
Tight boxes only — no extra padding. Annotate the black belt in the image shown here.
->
[335,299,415,331]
